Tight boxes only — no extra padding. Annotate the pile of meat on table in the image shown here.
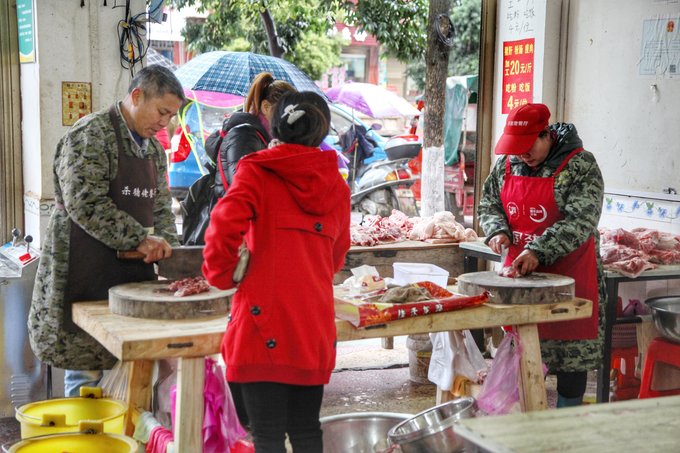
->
[350,209,478,247]
[167,276,210,297]
[599,227,680,278]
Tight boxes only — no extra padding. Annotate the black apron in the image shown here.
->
[63,107,157,332]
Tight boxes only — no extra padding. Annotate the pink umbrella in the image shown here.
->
[183,88,244,108]
[325,82,420,118]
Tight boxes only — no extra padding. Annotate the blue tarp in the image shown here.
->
[444,75,478,166]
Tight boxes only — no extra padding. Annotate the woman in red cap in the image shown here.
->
[478,103,606,408]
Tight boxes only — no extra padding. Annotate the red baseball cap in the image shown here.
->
[494,103,551,155]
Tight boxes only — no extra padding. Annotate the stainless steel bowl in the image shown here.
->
[387,397,476,453]
[646,296,680,344]
[321,412,412,453]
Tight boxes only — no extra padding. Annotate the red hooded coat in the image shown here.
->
[202,143,351,385]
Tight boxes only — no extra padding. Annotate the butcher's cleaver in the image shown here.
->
[117,246,204,280]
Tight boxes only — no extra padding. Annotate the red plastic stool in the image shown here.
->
[639,337,680,399]
[611,346,640,400]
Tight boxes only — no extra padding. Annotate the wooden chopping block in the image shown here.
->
[109,281,235,319]
[457,271,574,304]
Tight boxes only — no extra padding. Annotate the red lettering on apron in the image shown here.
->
[500,148,599,340]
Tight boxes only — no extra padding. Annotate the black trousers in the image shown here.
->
[229,381,250,429]
[556,371,588,398]
[236,381,324,453]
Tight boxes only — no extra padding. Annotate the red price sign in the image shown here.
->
[501,38,535,114]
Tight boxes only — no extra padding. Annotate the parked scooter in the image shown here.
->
[350,134,421,217]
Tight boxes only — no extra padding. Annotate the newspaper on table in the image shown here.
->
[335,281,490,328]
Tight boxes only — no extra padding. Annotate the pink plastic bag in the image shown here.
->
[203,357,248,452]
[169,358,248,452]
[476,331,522,415]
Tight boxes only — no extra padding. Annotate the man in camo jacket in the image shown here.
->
[478,103,607,408]
[28,65,185,396]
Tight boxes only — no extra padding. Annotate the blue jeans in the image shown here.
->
[64,369,103,397]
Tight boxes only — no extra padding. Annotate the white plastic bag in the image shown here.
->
[343,264,385,294]
[428,330,488,390]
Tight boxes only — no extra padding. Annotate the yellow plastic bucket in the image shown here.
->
[15,388,127,439]
[6,432,137,453]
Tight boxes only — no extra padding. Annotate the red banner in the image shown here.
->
[501,38,535,114]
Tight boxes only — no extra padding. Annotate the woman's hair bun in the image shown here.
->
[271,91,330,147]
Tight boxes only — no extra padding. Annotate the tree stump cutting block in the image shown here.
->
[109,281,235,319]
[457,271,574,305]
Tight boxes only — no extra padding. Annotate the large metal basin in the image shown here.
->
[321,412,412,453]
[387,397,476,453]
[646,296,680,344]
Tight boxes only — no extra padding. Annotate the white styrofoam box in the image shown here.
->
[393,262,449,287]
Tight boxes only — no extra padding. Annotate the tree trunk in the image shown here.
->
[421,0,451,216]
[259,7,285,58]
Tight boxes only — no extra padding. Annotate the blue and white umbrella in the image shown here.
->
[146,47,178,71]
[175,51,325,98]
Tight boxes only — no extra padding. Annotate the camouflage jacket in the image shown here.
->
[28,103,178,370]
[478,123,608,372]
[478,123,605,266]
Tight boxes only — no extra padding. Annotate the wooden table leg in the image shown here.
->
[124,359,154,436]
[514,324,548,411]
[174,357,205,453]
[436,387,454,405]
[381,336,394,349]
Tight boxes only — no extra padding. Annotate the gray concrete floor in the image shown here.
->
[323,335,600,418]
[0,417,19,451]
[322,336,436,419]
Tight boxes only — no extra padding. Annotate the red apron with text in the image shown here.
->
[500,148,598,340]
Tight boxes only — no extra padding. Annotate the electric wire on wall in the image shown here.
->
[113,0,155,76]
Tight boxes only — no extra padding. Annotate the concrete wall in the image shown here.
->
[21,0,146,247]
[491,0,679,197]
[563,0,679,195]
[490,0,680,304]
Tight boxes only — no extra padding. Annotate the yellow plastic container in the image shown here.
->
[6,432,137,453]
[15,388,127,439]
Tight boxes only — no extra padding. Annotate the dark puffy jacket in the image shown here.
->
[213,112,270,197]
[339,124,377,165]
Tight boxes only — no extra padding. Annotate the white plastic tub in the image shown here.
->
[393,263,450,287]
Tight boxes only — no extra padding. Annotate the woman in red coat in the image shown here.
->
[202,91,351,453]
